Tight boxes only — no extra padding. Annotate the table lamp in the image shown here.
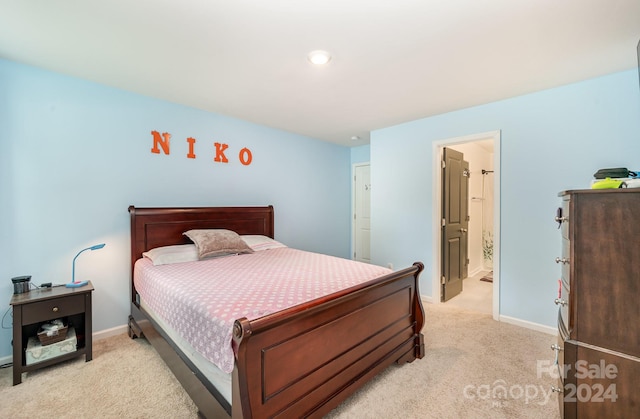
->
[67,243,106,288]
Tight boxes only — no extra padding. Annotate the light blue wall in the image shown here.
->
[4,58,638,359]
[371,69,640,328]
[0,59,352,358]
[350,144,370,165]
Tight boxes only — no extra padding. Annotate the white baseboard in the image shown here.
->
[0,354,11,366]
[96,318,557,343]
[420,294,433,304]
[420,295,557,336]
[499,314,557,336]
[1,316,555,365]
[93,324,129,341]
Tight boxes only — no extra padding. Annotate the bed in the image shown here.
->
[127,205,425,418]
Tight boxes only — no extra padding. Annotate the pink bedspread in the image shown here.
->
[134,247,392,373]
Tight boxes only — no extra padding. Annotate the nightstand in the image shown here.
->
[10,281,94,385]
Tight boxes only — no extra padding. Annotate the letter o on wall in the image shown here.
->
[239,148,253,166]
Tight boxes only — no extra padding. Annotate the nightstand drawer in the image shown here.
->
[21,295,85,325]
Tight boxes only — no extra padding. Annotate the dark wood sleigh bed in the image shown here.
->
[127,205,425,418]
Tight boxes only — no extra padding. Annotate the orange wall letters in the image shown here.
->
[151,130,252,166]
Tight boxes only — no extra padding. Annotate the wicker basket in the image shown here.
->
[37,322,68,346]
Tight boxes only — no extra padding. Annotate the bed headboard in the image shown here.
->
[128,205,274,299]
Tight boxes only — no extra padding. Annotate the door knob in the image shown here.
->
[459,228,467,233]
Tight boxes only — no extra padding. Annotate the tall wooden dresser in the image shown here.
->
[553,189,640,417]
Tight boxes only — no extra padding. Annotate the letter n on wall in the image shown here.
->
[151,131,171,154]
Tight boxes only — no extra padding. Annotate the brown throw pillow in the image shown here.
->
[183,229,254,259]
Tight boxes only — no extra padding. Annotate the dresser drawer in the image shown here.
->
[555,239,570,294]
[21,294,85,325]
[558,280,570,333]
[554,336,565,384]
[554,320,567,416]
[560,238,570,290]
[558,308,569,341]
[559,196,570,240]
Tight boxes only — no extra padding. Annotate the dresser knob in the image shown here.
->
[554,298,567,306]
[551,343,564,365]
[52,307,59,312]
[551,386,563,393]
[555,257,569,264]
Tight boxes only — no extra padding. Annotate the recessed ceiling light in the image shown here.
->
[351,136,361,141]
[308,50,331,65]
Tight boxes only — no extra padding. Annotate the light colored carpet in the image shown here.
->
[445,271,493,314]
[0,332,197,418]
[0,303,560,418]
[326,303,560,419]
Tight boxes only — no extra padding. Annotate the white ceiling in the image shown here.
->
[1,0,639,146]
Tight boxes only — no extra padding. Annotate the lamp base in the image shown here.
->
[66,281,89,288]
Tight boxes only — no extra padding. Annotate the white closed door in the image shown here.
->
[354,164,371,263]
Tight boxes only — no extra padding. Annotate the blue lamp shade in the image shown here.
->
[66,243,106,288]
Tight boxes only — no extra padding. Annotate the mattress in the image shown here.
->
[133,246,392,374]
[139,297,233,403]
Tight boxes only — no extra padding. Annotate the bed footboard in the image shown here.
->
[232,262,425,418]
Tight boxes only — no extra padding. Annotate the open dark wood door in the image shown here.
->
[442,147,469,301]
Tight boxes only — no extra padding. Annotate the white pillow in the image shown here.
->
[240,235,287,251]
[142,244,199,265]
